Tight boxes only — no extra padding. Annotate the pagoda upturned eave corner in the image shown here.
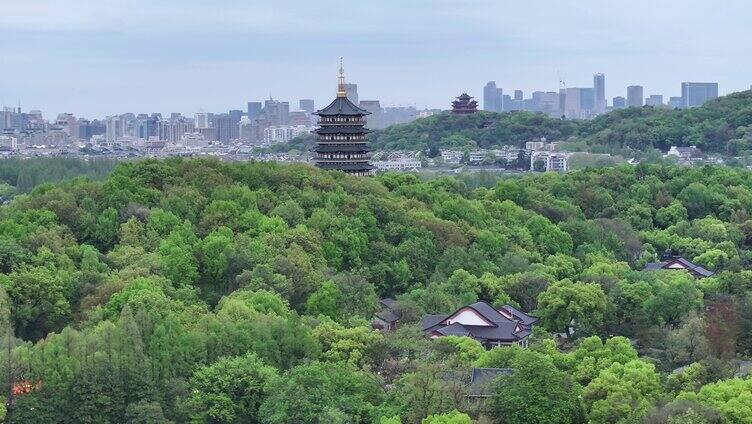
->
[312,59,375,176]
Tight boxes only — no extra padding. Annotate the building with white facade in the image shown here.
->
[372,158,422,171]
[263,125,313,144]
[530,151,569,172]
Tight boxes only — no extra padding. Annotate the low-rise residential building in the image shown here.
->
[666,145,703,165]
[372,158,422,171]
[440,149,463,165]
[530,151,569,171]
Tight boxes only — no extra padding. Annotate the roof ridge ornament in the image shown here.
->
[337,57,347,98]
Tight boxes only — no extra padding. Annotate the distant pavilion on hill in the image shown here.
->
[451,93,479,114]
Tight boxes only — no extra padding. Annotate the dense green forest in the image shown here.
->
[1,158,752,423]
[0,157,117,196]
[368,90,752,155]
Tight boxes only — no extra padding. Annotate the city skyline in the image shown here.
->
[2,1,751,117]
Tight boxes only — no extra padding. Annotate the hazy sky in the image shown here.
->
[2,0,751,118]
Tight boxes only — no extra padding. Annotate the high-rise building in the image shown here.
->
[313,64,374,176]
[105,115,126,142]
[580,88,595,118]
[359,100,383,129]
[627,85,644,107]
[563,88,582,119]
[668,96,684,109]
[514,90,523,101]
[195,111,209,129]
[215,114,234,143]
[681,82,718,108]
[612,96,626,109]
[263,98,289,126]
[0,107,23,131]
[228,110,243,140]
[593,73,606,114]
[563,88,595,119]
[344,83,358,105]
[531,91,559,117]
[483,81,503,112]
[646,95,664,107]
[299,99,315,114]
[247,102,263,120]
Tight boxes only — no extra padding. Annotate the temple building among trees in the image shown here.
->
[451,93,479,114]
[421,301,537,349]
[313,60,374,176]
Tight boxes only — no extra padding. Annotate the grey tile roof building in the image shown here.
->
[421,301,537,348]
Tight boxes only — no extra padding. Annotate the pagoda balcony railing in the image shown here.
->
[317,136,368,142]
[317,119,367,126]
[316,155,371,161]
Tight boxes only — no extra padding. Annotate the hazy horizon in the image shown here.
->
[2,0,751,118]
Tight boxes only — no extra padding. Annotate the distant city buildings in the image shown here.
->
[344,83,358,105]
[593,73,606,114]
[668,96,684,109]
[612,96,626,109]
[195,112,209,129]
[646,94,664,107]
[627,85,644,107]
[483,81,503,112]
[299,99,315,114]
[263,125,312,143]
[681,82,718,108]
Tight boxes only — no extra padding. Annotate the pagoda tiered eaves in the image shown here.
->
[312,62,375,176]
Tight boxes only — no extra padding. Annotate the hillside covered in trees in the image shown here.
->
[0,157,117,196]
[1,159,752,422]
[369,90,752,155]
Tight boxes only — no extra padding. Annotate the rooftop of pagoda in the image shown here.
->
[314,96,370,117]
[451,92,479,113]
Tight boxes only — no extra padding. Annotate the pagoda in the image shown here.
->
[451,93,479,114]
[313,60,374,176]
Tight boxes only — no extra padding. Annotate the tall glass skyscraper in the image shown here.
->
[593,73,606,114]
[681,82,718,108]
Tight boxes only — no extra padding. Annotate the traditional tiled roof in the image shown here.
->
[643,256,714,277]
[499,304,539,326]
[421,301,536,344]
[421,314,448,331]
[376,309,399,323]
[313,144,371,153]
[313,126,371,135]
[380,298,397,309]
[315,162,376,171]
[314,96,370,116]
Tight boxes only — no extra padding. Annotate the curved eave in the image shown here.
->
[313,96,371,116]
[313,145,372,153]
[315,162,376,171]
[314,126,371,135]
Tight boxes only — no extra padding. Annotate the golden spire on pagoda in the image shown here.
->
[337,57,347,98]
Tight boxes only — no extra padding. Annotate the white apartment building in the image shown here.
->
[0,135,18,151]
[263,125,313,143]
[372,158,422,171]
[531,151,569,172]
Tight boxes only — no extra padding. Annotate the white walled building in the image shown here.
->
[372,158,422,171]
[263,125,313,143]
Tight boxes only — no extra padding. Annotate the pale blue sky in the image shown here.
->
[2,0,750,118]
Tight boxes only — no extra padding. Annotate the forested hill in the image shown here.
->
[3,159,752,422]
[368,90,752,154]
